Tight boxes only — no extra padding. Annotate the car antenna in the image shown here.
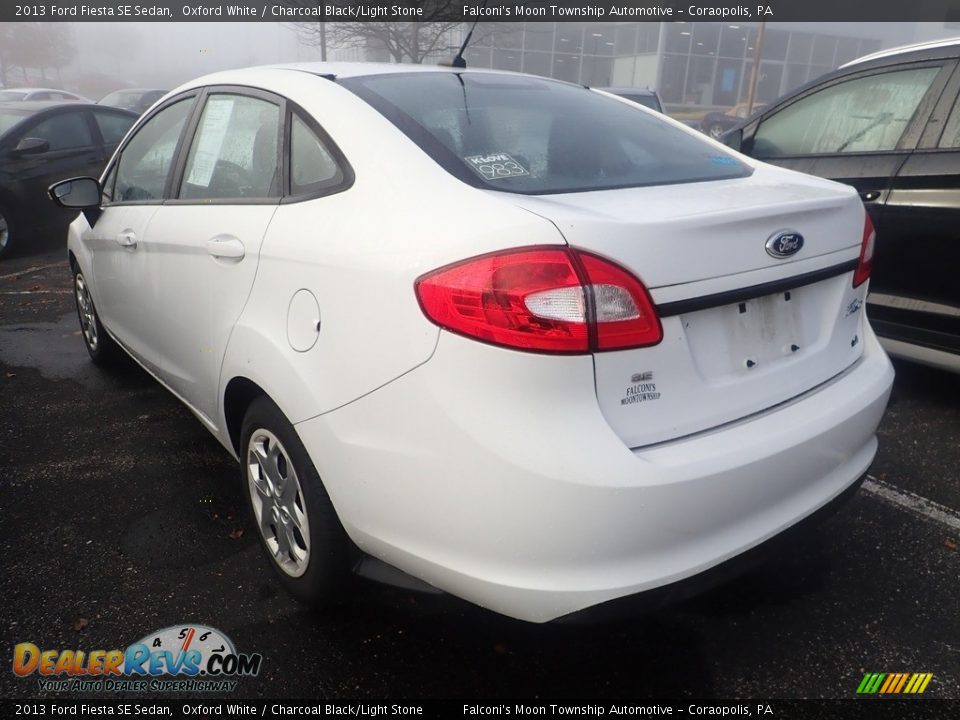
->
[440,0,488,68]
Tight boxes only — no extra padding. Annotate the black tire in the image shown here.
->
[0,203,16,260]
[240,396,349,605]
[72,265,119,366]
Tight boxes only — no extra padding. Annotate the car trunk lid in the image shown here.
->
[497,166,870,447]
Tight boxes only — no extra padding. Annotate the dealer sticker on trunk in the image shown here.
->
[464,153,529,181]
[620,371,661,406]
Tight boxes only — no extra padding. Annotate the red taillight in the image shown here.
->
[415,247,662,354]
[853,213,876,288]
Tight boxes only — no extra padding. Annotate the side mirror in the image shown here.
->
[49,177,103,226]
[49,177,101,209]
[13,137,50,155]
[723,128,743,152]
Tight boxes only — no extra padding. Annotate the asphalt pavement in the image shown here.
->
[1,238,958,701]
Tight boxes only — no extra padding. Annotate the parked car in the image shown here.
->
[724,38,960,374]
[700,102,767,139]
[0,102,136,259]
[99,88,169,115]
[51,63,893,623]
[594,86,663,113]
[0,88,90,103]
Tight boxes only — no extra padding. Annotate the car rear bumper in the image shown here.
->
[555,470,866,623]
[295,323,894,623]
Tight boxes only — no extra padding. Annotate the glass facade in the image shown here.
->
[460,23,622,87]
[449,22,884,112]
[654,22,882,107]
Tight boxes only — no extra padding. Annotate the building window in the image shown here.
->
[553,54,580,83]
[524,23,555,52]
[659,53,688,104]
[691,23,720,57]
[719,25,750,59]
[665,23,692,54]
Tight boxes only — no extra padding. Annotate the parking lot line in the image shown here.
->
[863,475,960,531]
[0,263,64,281]
[0,290,70,295]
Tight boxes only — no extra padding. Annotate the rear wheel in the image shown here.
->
[73,267,119,365]
[0,205,15,260]
[241,396,349,604]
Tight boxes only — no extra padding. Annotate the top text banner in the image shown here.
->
[6,0,960,22]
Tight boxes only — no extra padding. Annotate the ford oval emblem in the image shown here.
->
[766,230,804,259]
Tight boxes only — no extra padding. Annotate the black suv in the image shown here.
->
[725,39,960,374]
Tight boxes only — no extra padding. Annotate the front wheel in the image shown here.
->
[0,204,16,260]
[241,396,349,604]
[73,267,119,365]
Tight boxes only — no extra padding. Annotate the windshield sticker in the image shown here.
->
[464,153,529,181]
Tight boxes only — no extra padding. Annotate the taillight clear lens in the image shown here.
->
[853,213,876,288]
[577,251,662,350]
[415,247,662,354]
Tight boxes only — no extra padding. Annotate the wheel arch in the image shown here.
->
[223,376,271,457]
[0,188,17,212]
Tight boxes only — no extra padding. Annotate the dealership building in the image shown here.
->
[353,22,949,112]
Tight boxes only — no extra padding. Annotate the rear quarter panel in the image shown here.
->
[218,69,569,429]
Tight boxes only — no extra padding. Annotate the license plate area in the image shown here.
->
[681,286,823,381]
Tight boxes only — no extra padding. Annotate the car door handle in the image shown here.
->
[859,190,881,202]
[116,230,137,248]
[205,235,245,260]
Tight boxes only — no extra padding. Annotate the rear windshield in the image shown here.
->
[100,91,139,107]
[341,72,750,195]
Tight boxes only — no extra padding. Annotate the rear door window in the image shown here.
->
[179,93,281,200]
[342,72,750,194]
[935,89,960,148]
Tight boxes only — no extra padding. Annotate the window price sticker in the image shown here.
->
[464,152,529,180]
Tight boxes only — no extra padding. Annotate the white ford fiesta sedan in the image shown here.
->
[51,63,894,623]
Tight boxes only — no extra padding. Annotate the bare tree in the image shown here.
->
[285,1,465,64]
[0,23,76,86]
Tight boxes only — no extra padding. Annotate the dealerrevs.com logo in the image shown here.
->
[13,625,262,693]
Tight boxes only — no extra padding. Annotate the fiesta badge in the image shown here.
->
[765,230,804,258]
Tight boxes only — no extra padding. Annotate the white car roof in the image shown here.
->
[13,87,78,93]
[841,37,960,68]
[263,61,511,78]
[174,61,533,93]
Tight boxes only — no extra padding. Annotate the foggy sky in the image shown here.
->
[6,21,960,97]
[69,22,320,91]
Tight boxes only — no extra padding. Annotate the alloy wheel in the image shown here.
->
[246,429,311,577]
[0,210,8,252]
[74,273,98,352]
